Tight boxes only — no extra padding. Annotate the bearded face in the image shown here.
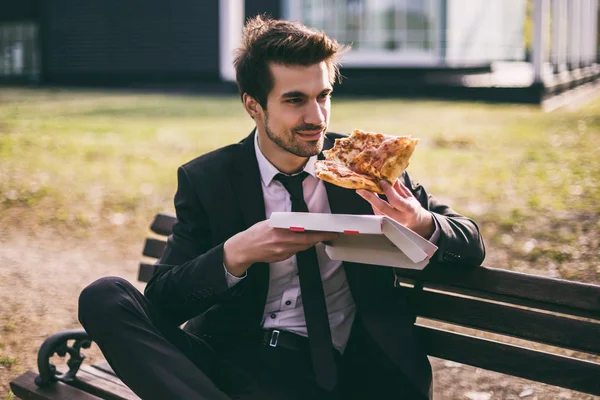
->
[263,110,327,158]
[256,62,332,159]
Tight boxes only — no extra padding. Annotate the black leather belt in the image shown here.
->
[261,328,310,352]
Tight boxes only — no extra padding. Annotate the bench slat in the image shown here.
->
[138,263,155,283]
[71,366,140,400]
[396,265,600,320]
[142,238,167,260]
[405,287,600,355]
[92,360,116,376]
[9,371,102,400]
[418,325,600,396]
[150,213,176,236]
[81,366,127,389]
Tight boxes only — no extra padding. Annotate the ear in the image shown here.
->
[243,93,263,119]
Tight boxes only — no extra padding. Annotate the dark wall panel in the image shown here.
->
[40,0,219,83]
[0,0,38,22]
[245,0,281,20]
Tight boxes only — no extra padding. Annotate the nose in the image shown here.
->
[304,99,326,126]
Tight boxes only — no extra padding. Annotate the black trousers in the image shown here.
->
[78,277,424,400]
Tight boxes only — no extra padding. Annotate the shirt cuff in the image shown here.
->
[224,263,247,288]
[428,214,441,244]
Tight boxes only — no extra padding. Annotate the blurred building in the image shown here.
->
[286,0,526,68]
[0,1,223,85]
[0,0,598,103]
[0,1,39,83]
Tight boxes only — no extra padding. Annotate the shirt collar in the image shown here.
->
[254,130,318,186]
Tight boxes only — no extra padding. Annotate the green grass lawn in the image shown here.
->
[1,88,598,283]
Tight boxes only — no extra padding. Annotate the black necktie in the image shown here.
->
[274,172,338,392]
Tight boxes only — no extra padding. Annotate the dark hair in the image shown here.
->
[233,15,348,109]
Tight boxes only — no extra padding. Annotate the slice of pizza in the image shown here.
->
[315,129,419,194]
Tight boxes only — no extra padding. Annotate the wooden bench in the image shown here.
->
[10,212,600,399]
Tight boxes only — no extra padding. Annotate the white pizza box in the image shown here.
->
[268,212,438,270]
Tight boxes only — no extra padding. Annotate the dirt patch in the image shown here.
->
[0,228,597,399]
[0,229,145,398]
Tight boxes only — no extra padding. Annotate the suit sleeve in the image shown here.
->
[144,166,242,325]
[402,171,486,267]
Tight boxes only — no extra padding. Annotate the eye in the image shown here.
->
[318,93,331,101]
[285,98,303,104]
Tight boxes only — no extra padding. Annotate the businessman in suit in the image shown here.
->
[78,16,485,400]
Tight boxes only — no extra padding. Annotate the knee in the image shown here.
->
[78,276,132,327]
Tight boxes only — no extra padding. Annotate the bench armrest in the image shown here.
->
[35,328,92,387]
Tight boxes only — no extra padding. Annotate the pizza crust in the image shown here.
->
[315,129,419,193]
[379,135,419,181]
[315,160,383,193]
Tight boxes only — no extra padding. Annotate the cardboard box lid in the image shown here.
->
[268,212,438,269]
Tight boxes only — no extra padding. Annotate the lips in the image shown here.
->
[296,129,324,140]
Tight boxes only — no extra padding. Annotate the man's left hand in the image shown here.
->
[357,180,435,239]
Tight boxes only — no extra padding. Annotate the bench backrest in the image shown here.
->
[139,212,600,396]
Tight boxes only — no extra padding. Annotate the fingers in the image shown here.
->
[356,189,398,217]
[381,180,412,199]
[392,179,413,198]
[356,188,380,204]
[313,231,340,242]
[282,229,338,245]
[380,181,413,211]
[355,190,380,214]
[295,232,338,252]
[357,187,395,213]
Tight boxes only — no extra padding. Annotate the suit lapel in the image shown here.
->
[233,130,266,228]
[231,130,270,324]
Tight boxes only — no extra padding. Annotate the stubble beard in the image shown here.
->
[264,111,325,158]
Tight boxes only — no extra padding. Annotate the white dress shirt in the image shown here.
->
[224,133,439,353]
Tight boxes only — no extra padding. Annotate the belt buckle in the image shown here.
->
[269,329,280,347]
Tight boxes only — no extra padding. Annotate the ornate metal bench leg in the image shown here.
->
[34,329,92,387]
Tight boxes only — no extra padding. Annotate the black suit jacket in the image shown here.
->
[145,131,485,397]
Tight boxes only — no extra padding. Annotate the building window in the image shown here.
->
[0,21,39,80]
[283,0,442,66]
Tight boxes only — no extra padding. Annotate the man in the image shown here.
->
[78,16,485,400]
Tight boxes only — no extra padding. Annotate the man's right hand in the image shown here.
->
[223,220,339,277]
